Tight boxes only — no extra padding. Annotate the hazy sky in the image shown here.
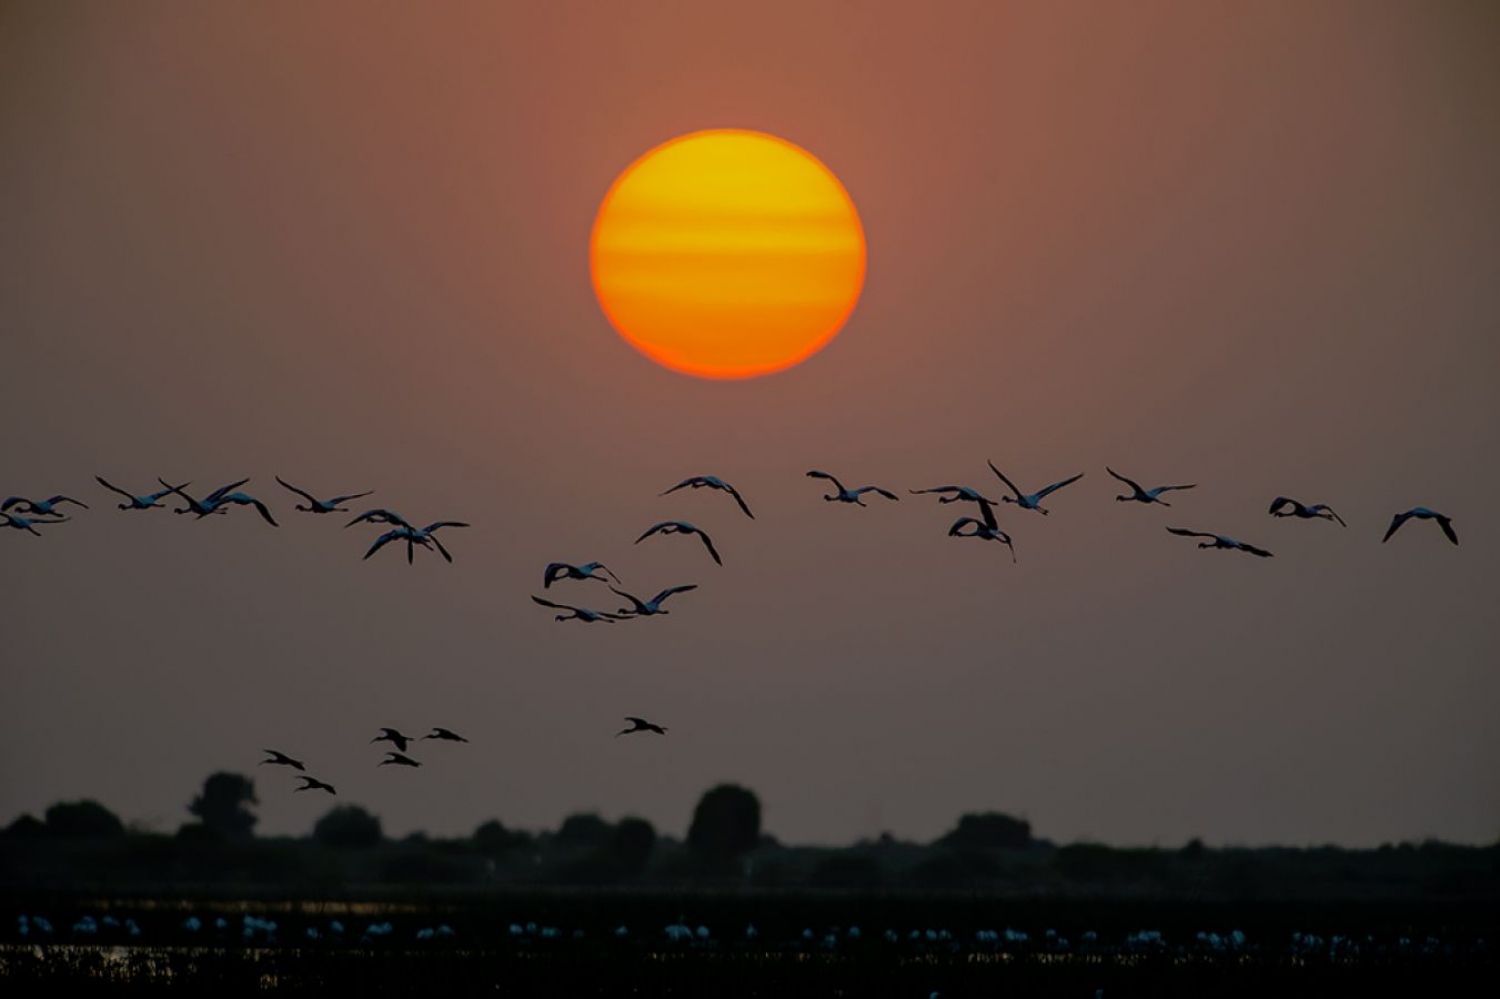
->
[2,1,1497,849]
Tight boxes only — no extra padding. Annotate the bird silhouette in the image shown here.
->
[260,750,306,771]
[159,478,247,517]
[294,776,336,795]
[1268,496,1346,526]
[660,475,754,519]
[95,476,186,511]
[1166,527,1273,557]
[275,476,373,514]
[423,727,468,743]
[206,490,279,527]
[371,728,414,753]
[531,595,628,624]
[345,508,412,528]
[1,511,70,536]
[947,498,1017,562]
[1382,507,1458,546]
[610,584,698,617]
[806,471,899,505]
[357,516,469,564]
[988,462,1084,514]
[2,494,88,517]
[543,561,620,588]
[909,485,999,506]
[617,717,667,737]
[1107,467,1196,506]
[635,521,722,565]
[379,752,422,768]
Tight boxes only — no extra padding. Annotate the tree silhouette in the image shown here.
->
[687,784,761,864]
[935,812,1032,852]
[473,819,529,856]
[44,800,125,839]
[313,805,382,849]
[555,812,613,851]
[188,772,258,840]
[5,813,47,840]
[611,816,657,873]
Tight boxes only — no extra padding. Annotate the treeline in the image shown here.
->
[2,773,1496,901]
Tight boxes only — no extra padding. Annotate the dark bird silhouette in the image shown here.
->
[1166,527,1273,557]
[159,478,247,517]
[910,485,999,506]
[988,462,1084,514]
[360,518,469,564]
[661,475,754,519]
[260,750,306,771]
[635,520,722,565]
[2,494,88,517]
[1107,467,1196,506]
[947,497,1017,562]
[346,508,413,528]
[206,490,279,526]
[543,561,620,588]
[95,476,186,511]
[610,584,698,617]
[1382,507,1458,546]
[1269,496,1346,526]
[379,752,422,768]
[1,511,70,535]
[294,776,337,795]
[276,476,373,514]
[617,717,668,737]
[371,728,414,753]
[423,728,468,743]
[806,470,899,505]
[531,595,628,624]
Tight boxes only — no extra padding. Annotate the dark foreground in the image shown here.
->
[3,894,1494,996]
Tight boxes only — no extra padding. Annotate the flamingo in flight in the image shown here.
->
[260,750,306,771]
[371,728,414,753]
[1382,507,1458,546]
[1107,468,1196,506]
[349,510,468,563]
[617,717,667,737]
[909,485,999,507]
[610,584,698,617]
[531,595,629,624]
[294,776,337,795]
[947,497,1016,562]
[988,462,1084,514]
[660,475,754,519]
[1,511,70,536]
[543,561,620,588]
[635,521,722,566]
[276,476,373,514]
[806,471,899,506]
[158,478,244,518]
[1268,497,1346,526]
[423,728,468,743]
[1166,527,1273,557]
[2,494,88,517]
[379,752,422,768]
[95,476,186,511]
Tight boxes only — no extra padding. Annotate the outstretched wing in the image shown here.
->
[1035,472,1085,500]
[806,470,846,493]
[1315,504,1347,527]
[609,587,650,614]
[978,497,999,532]
[543,562,570,588]
[635,522,670,544]
[1239,542,1274,558]
[1437,515,1459,545]
[347,508,410,529]
[660,477,699,496]
[1381,511,1412,543]
[723,482,755,519]
[650,583,699,606]
[856,486,899,501]
[0,497,29,512]
[206,478,251,503]
[1268,496,1294,515]
[1157,483,1197,493]
[986,461,1024,501]
[531,595,579,613]
[1166,527,1216,540]
[328,490,374,505]
[275,476,319,504]
[1106,467,1145,494]
[247,498,278,527]
[95,476,136,501]
[422,521,469,533]
[364,530,403,559]
[691,527,723,565]
[910,486,958,496]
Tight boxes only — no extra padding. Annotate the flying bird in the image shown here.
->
[1382,507,1458,546]
[635,520,722,565]
[909,485,999,506]
[371,728,414,753]
[259,750,306,771]
[988,462,1084,514]
[205,490,279,527]
[660,475,754,519]
[617,717,667,737]
[95,476,186,511]
[806,471,899,505]
[294,776,336,795]
[1,494,88,517]
[1166,527,1273,557]
[947,498,1016,562]
[543,561,620,588]
[276,476,373,514]
[346,508,413,529]
[423,728,468,743]
[159,478,247,517]
[1107,468,1196,506]
[610,584,698,617]
[1264,496,1345,527]
[1,512,70,536]
[362,520,469,564]
[531,595,628,624]
[379,752,422,768]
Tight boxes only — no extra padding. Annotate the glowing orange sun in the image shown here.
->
[590,129,867,380]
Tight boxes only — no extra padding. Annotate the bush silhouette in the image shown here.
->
[555,812,613,851]
[188,772,258,839]
[473,819,530,856]
[313,805,383,849]
[611,816,657,873]
[935,812,1032,852]
[44,800,125,839]
[687,784,761,864]
[3,814,46,840]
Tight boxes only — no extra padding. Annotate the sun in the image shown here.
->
[590,129,866,380]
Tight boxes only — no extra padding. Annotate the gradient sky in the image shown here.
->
[2,1,1497,849]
